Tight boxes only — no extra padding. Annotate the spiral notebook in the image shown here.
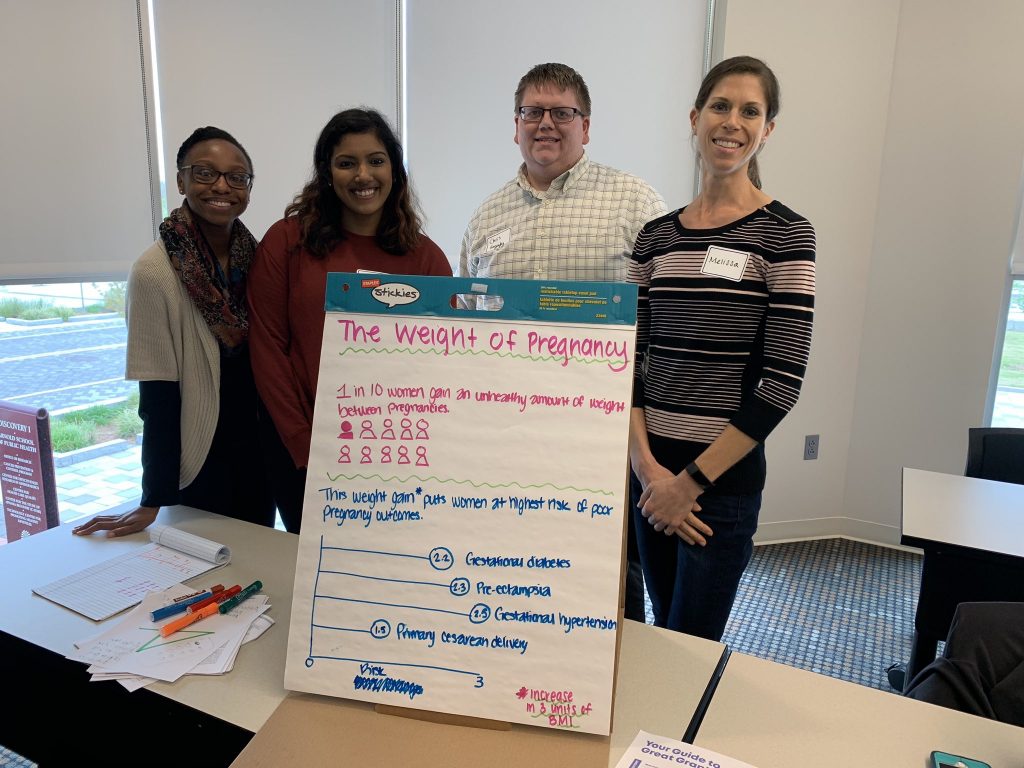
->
[32,525,232,621]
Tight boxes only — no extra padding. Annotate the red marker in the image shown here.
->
[187,584,240,614]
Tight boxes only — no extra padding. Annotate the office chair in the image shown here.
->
[964,427,1024,485]
[904,601,1024,727]
[889,428,1024,691]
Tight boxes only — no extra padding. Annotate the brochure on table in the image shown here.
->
[285,274,637,735]
[614,731,758,768]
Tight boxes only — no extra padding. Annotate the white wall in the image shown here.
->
[721,0,1024,544]
[719,0,901,541]
[843,0,1024,542]
[406,0,707,264]
[154,0,399,240]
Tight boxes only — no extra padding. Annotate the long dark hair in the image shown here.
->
[694,56,780,190]
[285,108,422,257]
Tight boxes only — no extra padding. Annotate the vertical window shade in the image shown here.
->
[0,0,154,282]
[405,0,709,263]
[152,0,399,241]
[1012,204,1024,275]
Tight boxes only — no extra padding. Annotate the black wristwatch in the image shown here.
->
[684,461,714,490]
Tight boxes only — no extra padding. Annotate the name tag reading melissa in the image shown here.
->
[701,246,749,282]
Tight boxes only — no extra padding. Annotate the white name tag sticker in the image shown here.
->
[701,246,749,282]
[485,228,511,254]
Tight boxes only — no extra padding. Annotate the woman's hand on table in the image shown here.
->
[72,506,159,537]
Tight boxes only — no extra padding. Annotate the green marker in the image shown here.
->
[218,580,263,614]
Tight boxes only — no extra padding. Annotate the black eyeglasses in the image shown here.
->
[517,106,587,123]
[180,165,253,189]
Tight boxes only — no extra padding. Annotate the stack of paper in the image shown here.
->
[66,583,273,691]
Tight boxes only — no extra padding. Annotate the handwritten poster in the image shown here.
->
[285,275,637,735]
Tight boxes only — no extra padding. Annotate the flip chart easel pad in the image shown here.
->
[285,275,637,735]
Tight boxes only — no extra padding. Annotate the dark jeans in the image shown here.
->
[625,507,646,621]
[257,399,307,534]
[632,472,760,641]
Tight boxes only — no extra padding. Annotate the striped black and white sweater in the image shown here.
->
[628,200,816,494]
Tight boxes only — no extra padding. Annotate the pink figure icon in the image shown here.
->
[380,446,392,464]
[399,418,414,440]
[338,420,354,439]
[337,446,351,464]
[415,446,429,467]
[359,420,376,439]
[381,418,396,440]
[397,445,410,464]
[415,419,430,440]
[360,446,373,464]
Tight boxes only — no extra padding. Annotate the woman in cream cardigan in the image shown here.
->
[74,127,274,537]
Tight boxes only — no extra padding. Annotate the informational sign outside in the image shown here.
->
[0,401,59,540]
[285,275,637,735]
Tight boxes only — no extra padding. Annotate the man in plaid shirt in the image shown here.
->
[459,62,665,622]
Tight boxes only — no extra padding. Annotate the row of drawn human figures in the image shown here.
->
[338,418,431,442]
[338,444,429,466]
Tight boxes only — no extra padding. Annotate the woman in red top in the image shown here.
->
[249,109,451,533]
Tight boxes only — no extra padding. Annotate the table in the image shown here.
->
[0,507,727,766]
[900,468,1024,680]
[228,618,729,767]
[695,651,1024,767]
[0,506,298,764]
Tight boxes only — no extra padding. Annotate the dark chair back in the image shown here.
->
[965,427,1024,485]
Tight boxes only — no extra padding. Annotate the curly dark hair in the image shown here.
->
[176,126,253,173]
[284,108,422,257]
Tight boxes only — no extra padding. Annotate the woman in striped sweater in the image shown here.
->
[628,57,816,640]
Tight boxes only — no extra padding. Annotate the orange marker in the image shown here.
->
[160,601,219,637]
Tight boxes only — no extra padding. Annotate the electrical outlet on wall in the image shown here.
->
[804,434,820,460]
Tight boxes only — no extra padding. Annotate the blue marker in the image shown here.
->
[150,590,214,621]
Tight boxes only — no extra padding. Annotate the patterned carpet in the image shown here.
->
[693,538,921,691]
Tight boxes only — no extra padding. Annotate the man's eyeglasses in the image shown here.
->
[180,165,253,189]
[517,106,587,123]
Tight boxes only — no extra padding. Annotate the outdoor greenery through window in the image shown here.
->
[0,281,142,529]
[992,279,1024,427]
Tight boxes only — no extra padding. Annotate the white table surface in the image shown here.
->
[610,619,725,764]
[695,651,1024,766]
[0,506,297,732]
[228,618,727,767]
[902,467,1024,558]
[2,508,727,749]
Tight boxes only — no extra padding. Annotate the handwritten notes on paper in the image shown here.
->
[33,526,230,620]
[285,276,637,735]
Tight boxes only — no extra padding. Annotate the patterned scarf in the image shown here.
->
[159,203,256,351]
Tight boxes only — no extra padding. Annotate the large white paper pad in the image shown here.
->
[285,276,636,735]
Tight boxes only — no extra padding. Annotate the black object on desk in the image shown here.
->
[1,631,252,767]
[897,429,1024,687]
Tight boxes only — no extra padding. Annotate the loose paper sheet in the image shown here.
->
[285,275,636,735]
[33,527,231,621]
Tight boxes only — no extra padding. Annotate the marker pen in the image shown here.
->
[150,584,225,621]
[160,601,220,637]
[187,584,240,614]
[218,580,263,615]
